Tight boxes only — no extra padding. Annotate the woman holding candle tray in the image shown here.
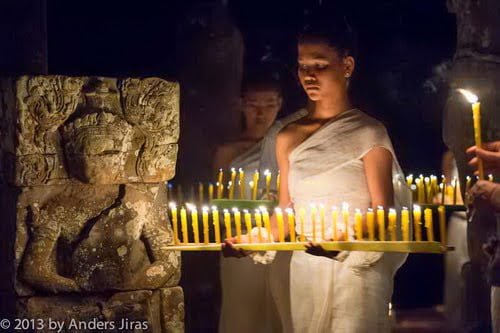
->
[224,14,410,332]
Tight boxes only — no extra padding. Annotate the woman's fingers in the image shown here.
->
[221,239,248,258]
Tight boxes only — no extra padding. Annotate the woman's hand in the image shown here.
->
[305,242,340,259]
[221,233,261,258]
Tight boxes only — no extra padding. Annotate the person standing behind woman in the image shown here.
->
[225,15,410,332]
[215,71,295,333]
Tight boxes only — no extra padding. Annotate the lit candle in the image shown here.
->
[233,207,242,243]
[208,183,214,202]
[388,208,397,241]
[276,170,281,194]
[299,207,306,242]
[198,182,204,204]
[424,208,434,241]
[238,168,245,199]
[424,177,431,204]
[275,207,285,243]
[252,170,259,200]
[264,169,272,198]
[249,181,254,200]
[366,208,375,241]
[188,204,200,244]
[452,178,457,205]
[261,207,272,242]
[286,208,296,242]
[406,174,413,187]
[180,206,188,244]
[311,204,317,242]
[488,174,494,182]
[458,89,484,180]
[355,208,363,240]
[332,206,338,240]
[217,169,224,198]
[254,209,263,243]
[377,206,385,241]
[440,175,446,205]
[438,205,446,246]
[169,202,179,245]
[319,204,326,241]
[202,206,209,244]
[401,207,410,241]
[244,209,252,243]
[223,209,232,240]
[229,168,236,199]
[342,202,350,241]
[416,178,424,204]
[212,206,221,244]
[413,205,422,241]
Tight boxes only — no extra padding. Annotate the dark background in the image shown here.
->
[45,0,456,330]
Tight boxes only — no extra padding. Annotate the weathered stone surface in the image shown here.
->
[0,74,183,331]
[0,75,179,186]
[445,0,500,330]
[17,287,184,332]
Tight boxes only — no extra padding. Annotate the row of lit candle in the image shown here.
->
[406,174,494,205]
[168,203,448,246]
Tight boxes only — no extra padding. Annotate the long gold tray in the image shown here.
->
[164,241,452,254]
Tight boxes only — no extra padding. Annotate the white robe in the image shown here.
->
[287,109,408,332]
[219,110,307,333]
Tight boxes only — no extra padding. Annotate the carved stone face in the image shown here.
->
[62,113,133,184]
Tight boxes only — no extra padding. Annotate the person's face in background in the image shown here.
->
[297,41,354,102]
[241,88,282,134]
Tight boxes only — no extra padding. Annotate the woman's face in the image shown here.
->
[242,89,282,132]
[297,41,354,102]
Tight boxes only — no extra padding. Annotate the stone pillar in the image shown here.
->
[444,0,500,330]
[0,75,183,332]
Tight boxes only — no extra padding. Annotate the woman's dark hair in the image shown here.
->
[298,13,358,59]
[241,64,283,97]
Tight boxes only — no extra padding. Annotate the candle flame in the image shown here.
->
[367,207,373,212]
[342,202,349,211]
[231,167,236,172]
[413,204,421,212]
[186,203,196,211]
[402,206,408,211]
[264,169,271,175]
[377,205,384,210]
[243,209,249,214]
[232,207,239,213]
[169,202,177,209]
[238,167,243,173]
[202,206,209,212]
[355,208,361,214]
[275,207,283,213]
[457,89,478,103]
[389,208,396,213]
[259,206,268,212]
[211,205,218,211]
[285,208,294,214]
[332,205,338,211]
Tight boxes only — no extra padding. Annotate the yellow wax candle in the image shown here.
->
[276,170,281,194]
[229,168,236,199]
[286,208,296,242]
[202,206,209,244]
[198,182,204,204]
[406,174,413,187]
[249,181,254,199]
[366,208,375,241]
[275,207,285,243]
[413,205,422,241]
[217,169,224,198]
[238,168,245,199]
[223,209,232,240]
[332,206,338,240]
[254,209,263,243]
[458,89,484,179]
[189,204,200,244]
[342,202,350,241]
[252,170,260,200]
[208,183,214,202]
[452,178,457,205]
[354,208,363,240]
[388,208,397,241]
[180,206,188,244]
[319,204,326,241]
[401,207,410,241]
[438,205,446,246]
[261,207,272,242]
[264,169,272,198]
[233,208,242,243]
[415,178,424,204]
[212,206,221,244]
[377,206,385,241]
[465,176,472,205]
[424,208,434,241]
[169,202,179,245]
[440,176,446,205]
[311,205,317,242]
[424,177,431,204]
[243,209,252,243]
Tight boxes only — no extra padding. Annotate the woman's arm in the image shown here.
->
[363,146,394,208]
